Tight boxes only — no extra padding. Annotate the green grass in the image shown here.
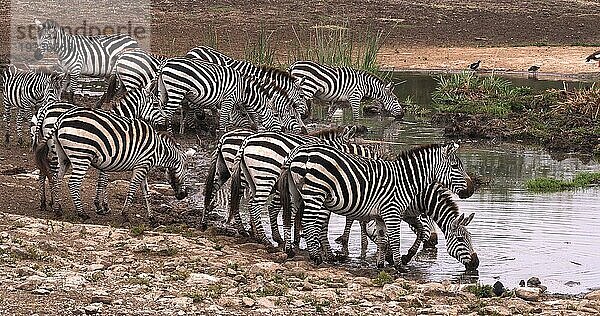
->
[526,172,600,192]
[130,224,147,237]
[244,28,276,67]
[372,271,394,286]
[464,283,494,298]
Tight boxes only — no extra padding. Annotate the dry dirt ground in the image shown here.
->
[1,0,600,314]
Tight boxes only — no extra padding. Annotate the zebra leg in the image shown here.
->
[374,218,387,268]
[360,221,368,260]
[381,210,407,272]
[301,196,328,265]
[67,161,91,220]
[122,166,150,219]
[349,93,362,120]
[38,173,47,212]
[218,99,235,135]
[3,97,11,144]
[141,177,152,218]
[319,213,337,263]
[15,101,31,146]
[94,171,110,215]
[334,217,354,259]
[326,102,338,121]
[402,216,424,265]
[66,70,80,102]
[248,196,277,251]
[423,217,439,248]
[268,193,284,247]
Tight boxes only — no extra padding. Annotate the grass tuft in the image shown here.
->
[464,283,494,298]
[372,271,394,286]
[525,172,600,192]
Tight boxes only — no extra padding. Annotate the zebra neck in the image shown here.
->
[424,187,459,235]
[55,31,72,60]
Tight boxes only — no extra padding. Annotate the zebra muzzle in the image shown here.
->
[465,252,479,270]
[34,49,44,61]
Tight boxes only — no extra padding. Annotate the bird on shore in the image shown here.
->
[469,60,481,71]
[585,50,600,67]
[528,65,540,72]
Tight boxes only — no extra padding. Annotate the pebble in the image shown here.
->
[83,303,102,314]
[515,287,541,301]
[242,297,255,307]
[32,288,51,295]
[256,297,275,308]
[585,290,600,300]
[186,273,218,285]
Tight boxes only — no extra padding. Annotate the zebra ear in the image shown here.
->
[462,213,475,226]
[385,82,394,93]
[295,77,305,87]
[444,141,459,156]
[452,213,465,229]
[343,125,357,142]
[34,19,43,29]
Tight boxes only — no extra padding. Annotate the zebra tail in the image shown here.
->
[34,135,51,179]
[279,166,292,229]
[104,74,120,102]
[228,165,243,223]
[203,157,217,213]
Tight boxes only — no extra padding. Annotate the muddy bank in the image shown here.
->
[1,211,600,315]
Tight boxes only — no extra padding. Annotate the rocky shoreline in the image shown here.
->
[1,211,599,315]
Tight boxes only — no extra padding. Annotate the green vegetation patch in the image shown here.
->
[372,271,394,286]
[526,172,600,192]
[464,283,494,298]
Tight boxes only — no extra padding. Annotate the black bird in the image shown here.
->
[469,60,481,71]
[493,281,505,296]
[528,65,540,72]
[585,50,600,67]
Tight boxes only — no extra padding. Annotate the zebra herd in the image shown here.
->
[0,18,480,272]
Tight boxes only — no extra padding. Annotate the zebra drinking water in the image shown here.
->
[186,46,308,118]
[34,19,139,101]
[288,60,404,120]
[34,107,189,220]
[3,65,67,144]
[278,142,474,270]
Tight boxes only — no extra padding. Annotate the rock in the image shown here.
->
[527,277,541,287]
[186,273,218,285]
[226,268,237,276]
[91,295,112,304]
[32,288,51,295]
[16,275,45,291]
[17,266,45,277]
[87,264,105,271]
[233,274,247,284]
[564,281,580,287]
[479,306,512,316]
[493,281,505,296]
[302,280,314,291]
[242,297,255,307]
[382,283,409,301]
[83,303,102,314]
[417,282,446,294]
[64,274,87,288]
[256,297,275,308]
[515,287,541,301]
[248,262,282,277]
[519,280,525,287]
[585,290,600,300]
[173,297,193,308]
[225,288,238,296]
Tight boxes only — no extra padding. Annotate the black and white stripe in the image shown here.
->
[364,182,478,269]
[228,126,368,250]
[155,57,302,134]
[278,142,474,269]
[288,60,404,120]
[186,46,309,118]
[34,107,189,219]
[3,65,67,144]
[34,19,139,100]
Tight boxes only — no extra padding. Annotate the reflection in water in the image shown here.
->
[324,119,600,295]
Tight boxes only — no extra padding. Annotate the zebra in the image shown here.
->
[278,142,475,270]
[363,182,478,269]
[288,60,404,120]
[34,19,139,101]
[154,57,304,134]
[98,49,167,106]
[111,87,166,127]
[3,65,67,144]
[227,126,370,250]
[34,107,189,220]
[186,46,309,118]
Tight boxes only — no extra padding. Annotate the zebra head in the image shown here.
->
[433,142,474,199]
[445,213,479,270]
[119,88,167,127]
[291,77,310,119]
[260,97,283,132]
[159,135,189,200]
[374,82,404,120]
[34,19,62,56]
[46,72,68,102]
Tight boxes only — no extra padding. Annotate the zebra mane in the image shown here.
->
[359,69,385,86]
[257,65,297,82]
[308,126,346,137]
[40,19,60,31]
[395,143,446,161]
[245,75,289,99]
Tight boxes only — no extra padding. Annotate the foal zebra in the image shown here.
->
[34,107,189,219]
[186,46,308,118]
[228,126,369,250]
[155,57,304,134]
[3,65,67,144]
[34,19,139,101]
[288,60,404,120]
[278,142,475,269]
[363,182,478,269]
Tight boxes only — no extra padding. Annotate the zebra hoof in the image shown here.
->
[286,248,295,259]
[336,253,349,263]
[199,222,208,231]
[95,207,110,216]
[394,265,408,273]
[77,212,90,221]
[386,253,395,266]
[52,205,63,217]
[401,255,411,265]
[265,244,279,253]
[377,261,385,269]
[40,202,47,212]
[310,254,323,265]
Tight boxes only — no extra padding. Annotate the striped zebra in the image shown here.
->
[34,19,139,101]
[3,65,67,144]
[227,126,370,250]
[363,183,478,269]
[288,60,404,120]
[155,57,304,134]
[186,46,309,118]
[278,142,474,269]
[203,125,366,230]
[34,107,189,219]
[98,49,167,106]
